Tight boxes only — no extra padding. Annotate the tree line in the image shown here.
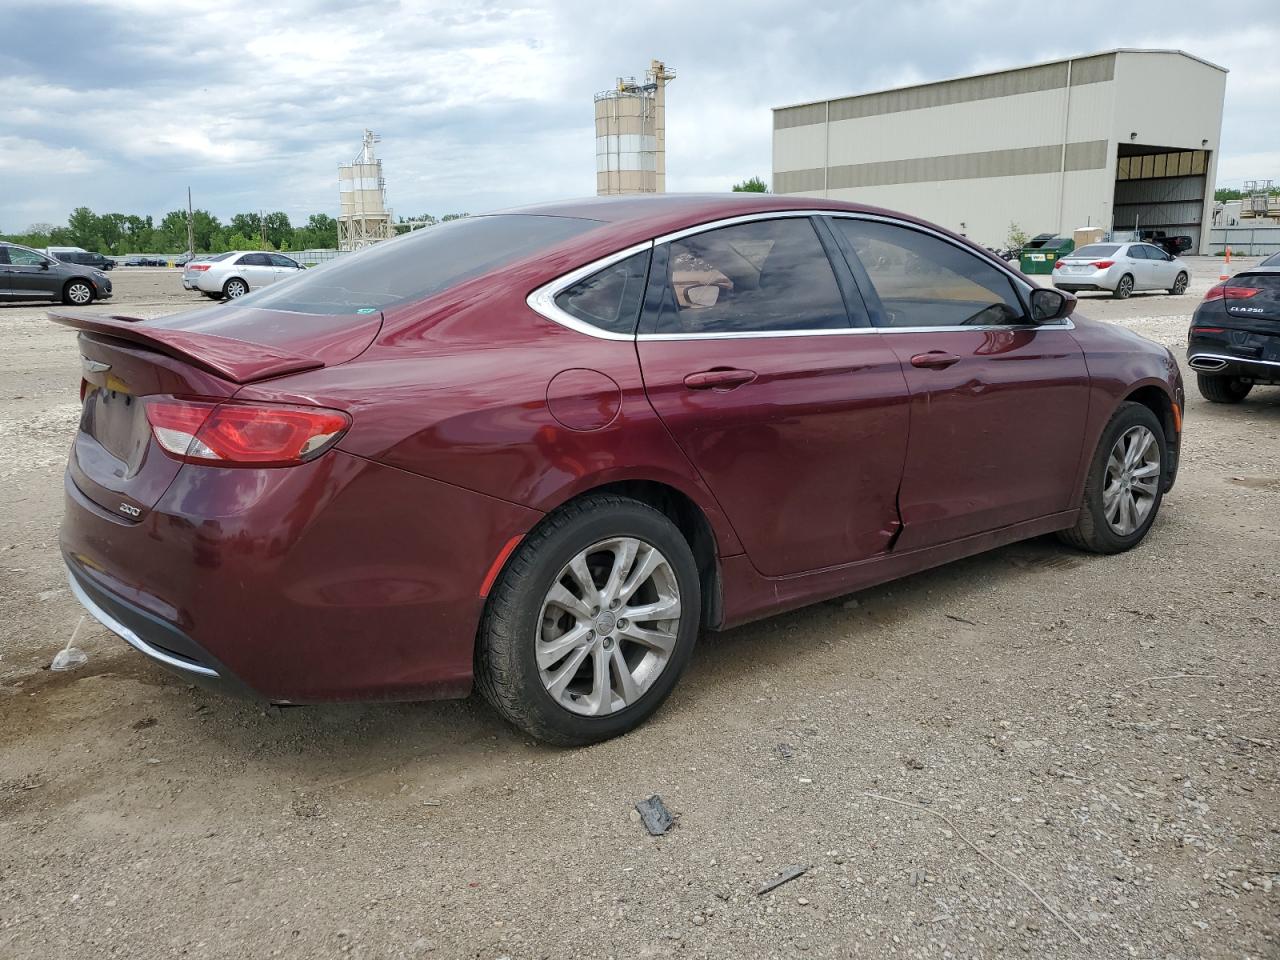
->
[0,207,469,255]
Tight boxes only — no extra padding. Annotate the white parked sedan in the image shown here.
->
[1051,242,1190,300]
[182,251,304,300]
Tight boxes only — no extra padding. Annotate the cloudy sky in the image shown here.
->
[3,0,1276,230]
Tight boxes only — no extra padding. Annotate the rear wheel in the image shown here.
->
[1169,271,1189,295]
[222,277,248,299]
[476,494,700,746]
[1112,274,1134,299]
[1059,402,1166,554]
[62,280,93,305]
[1196,373,1252,403]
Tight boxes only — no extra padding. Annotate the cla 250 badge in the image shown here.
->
[118,502,141,517]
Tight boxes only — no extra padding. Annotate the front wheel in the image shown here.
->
[1196,373,1251,404]
[476,495,700,746]
[222,277,248,299]
[1058,402,1166,554]
[1169,272,1189,295]
[63,280,94,305]
[1112,274,1134,299]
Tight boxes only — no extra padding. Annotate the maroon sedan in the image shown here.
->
[55,195,1183,745]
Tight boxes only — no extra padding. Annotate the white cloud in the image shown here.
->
[0,0,1276,229]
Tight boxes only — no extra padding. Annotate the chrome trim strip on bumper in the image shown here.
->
[66,568,219,678]
[1188,353,1280,372]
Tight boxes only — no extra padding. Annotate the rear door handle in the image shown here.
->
[910,351,961,370]
[683,368,758,390]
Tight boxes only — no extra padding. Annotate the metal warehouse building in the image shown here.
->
[772,50,1227,253]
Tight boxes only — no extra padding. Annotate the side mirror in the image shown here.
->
[1029,287,1075,323]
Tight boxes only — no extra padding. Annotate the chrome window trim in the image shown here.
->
[526,239,655,342]
[67,568,220,678]
[527,209,1068,342]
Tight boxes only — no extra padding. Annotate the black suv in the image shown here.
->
[56,250,115,270]
[0,242,113,305]
[1187,267,1280,402]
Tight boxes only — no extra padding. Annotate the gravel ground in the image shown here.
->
[1,262,1277,960]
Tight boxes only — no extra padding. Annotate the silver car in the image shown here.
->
[182,250,304,300]
[1051,242,1189,299]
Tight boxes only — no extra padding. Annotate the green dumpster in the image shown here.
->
[1019,235,1075,275]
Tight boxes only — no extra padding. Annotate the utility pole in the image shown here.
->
[186,186,195,257]
[260,209,267,250]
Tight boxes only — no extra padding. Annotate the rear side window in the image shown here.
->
[238,215,595,316]
[832,219,1025,328]
[554,249,650,335]
[647,218,851,335]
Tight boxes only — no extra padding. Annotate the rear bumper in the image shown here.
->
[67,560,255,697]
[1188,329,1280,383]
[59,451,541,703]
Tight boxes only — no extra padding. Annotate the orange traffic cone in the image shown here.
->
[1220,246,1231,281]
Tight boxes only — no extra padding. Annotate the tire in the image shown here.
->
[1196,373,1252,404]
[1058,402,1166,554]
[1169,272,1189,295]
[1112,274,1134,299]
[476,494,701,746]
[62,280,94,306]
[222,277,248,299]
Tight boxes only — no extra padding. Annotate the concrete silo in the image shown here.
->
[595,60,675,196]
[338,130,396,251]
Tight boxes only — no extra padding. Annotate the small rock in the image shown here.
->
[634,794,674,836]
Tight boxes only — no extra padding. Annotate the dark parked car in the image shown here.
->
[1,241,112,305]
[53,195,1183,744]
[1187,266,1280,402]
[56,250,115,271]
[124,256,167,267]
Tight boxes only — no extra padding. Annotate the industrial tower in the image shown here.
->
[338,130,396,251]
[594,59,676,195]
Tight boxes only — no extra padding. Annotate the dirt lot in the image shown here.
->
[1,263,1277,960]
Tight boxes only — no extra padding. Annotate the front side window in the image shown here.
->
[270,254,301,269]
[554,249,650,335]
[647,218,850,335]
[7,246,50,267]
[832,219,1025,328]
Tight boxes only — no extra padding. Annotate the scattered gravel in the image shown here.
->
[1,263,1276,959]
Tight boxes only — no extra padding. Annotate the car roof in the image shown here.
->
[489,192,946,233]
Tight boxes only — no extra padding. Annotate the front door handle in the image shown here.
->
[683,368,758,390]
[910,351,961,370]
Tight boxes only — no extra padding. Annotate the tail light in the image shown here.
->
[1193,326,1225,334]
[145,397,350,467]
[189,264,211,272]
[1054,260,1064,269]
[1203,284,1259,302]
[1091,260,1114,269]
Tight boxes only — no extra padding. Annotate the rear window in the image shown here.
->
[234,215,596,316]
[1071,244,1120,258]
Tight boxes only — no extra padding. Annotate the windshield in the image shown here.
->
[1071,244,1120,259]
[235,215,597,316]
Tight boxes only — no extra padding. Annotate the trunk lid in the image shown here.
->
[1224,272,1280,322]
[54,304,381,520]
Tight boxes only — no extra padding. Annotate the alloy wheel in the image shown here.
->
[1102,425,1160,536]
[225,280,247,298]
[536,537,681,717]
[1116,275,1133,299]
[68,283,92,305]
[1173,272,1188,294]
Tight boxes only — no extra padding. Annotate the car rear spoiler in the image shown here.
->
[48,310,324,384]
